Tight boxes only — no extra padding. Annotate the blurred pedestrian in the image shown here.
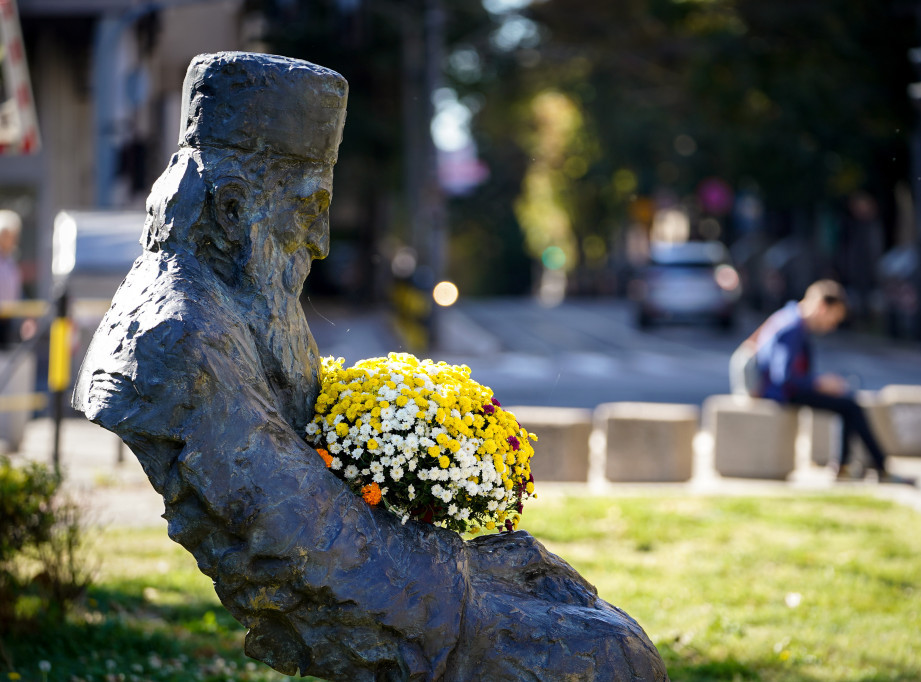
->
[744,279,913,484]
[0,210,23,349]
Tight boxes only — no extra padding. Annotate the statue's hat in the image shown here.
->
[179,52,347,164]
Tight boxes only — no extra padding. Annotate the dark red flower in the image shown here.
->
[507,435,520,450]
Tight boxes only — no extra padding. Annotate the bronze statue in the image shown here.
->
[73,52,667,681]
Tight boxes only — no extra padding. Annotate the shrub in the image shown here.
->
[0,456,59,564]
[0,456,94,627]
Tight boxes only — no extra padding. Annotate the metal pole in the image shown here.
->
[423,0,446,349]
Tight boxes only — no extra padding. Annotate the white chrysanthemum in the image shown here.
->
[390,466,404,481]
[448,504,458,517]
[305,423,319,436]
[344,465,359,479]
[373,472,385,484]
[330,457,342,470]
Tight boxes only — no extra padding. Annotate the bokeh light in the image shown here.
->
[433,280,459,307]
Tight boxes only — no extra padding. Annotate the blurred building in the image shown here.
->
[0,0,260,299]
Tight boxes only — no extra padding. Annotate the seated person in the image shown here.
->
[750,279,912,484]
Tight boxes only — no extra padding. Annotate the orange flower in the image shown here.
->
[316,448,333,468]
[361,482,382,506]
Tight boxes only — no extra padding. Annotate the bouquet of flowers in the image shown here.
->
[305,352,536,534]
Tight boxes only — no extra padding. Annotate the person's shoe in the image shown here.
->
[877,471,918,486]
[832,464,855,481]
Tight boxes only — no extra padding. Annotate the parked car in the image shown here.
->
[630,240,742,329]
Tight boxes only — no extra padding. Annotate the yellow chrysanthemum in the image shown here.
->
[310,352,535,535]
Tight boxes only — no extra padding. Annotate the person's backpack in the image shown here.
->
[729,343,760,397]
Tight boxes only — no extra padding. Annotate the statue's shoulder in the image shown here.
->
[74,253,256,419]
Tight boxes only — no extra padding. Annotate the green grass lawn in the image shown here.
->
[2,493,919,681]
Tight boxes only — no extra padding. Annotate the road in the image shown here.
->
[305,296,921,410]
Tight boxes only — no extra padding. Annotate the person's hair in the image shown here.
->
[0,209,22,235]
[803,279,848,312]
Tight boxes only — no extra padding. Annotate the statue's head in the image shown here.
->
[144,52,348,293]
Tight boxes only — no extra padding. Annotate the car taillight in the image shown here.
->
[714,264,740,292]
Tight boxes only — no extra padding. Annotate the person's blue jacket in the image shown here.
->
[755,301,814,402]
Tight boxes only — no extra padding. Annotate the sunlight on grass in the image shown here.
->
[2,493,918,681]
[526,493,921,682]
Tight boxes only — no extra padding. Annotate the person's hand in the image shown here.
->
[815,373,849,396]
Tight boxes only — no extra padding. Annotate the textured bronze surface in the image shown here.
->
[73,52,668,681]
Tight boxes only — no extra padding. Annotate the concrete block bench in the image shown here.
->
[843,390,899,467]
[799,407,840,467]
[594,402,698,482]
[877,385,921,457]
[702,395,798,480]
[507,405,593,482]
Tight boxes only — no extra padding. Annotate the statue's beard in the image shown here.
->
[243,245,319,432]
[247,243,311,298]
[282,254,312,295]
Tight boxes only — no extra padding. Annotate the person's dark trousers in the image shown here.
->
[787,390,886,471]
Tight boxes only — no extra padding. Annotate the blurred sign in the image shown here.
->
[698,177,733,216]
[0,0,40,155]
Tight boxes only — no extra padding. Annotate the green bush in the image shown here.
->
[0,456,59,564]
[0,456,94,627]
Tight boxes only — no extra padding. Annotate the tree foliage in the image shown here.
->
[510,0,917,223]
[259,0,919,294]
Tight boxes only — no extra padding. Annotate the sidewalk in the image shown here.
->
[9,416,921,528]
[14,417,165,529]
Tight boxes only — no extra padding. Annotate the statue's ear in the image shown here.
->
[212,180,248,235]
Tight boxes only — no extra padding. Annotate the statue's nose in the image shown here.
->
[307,212,330,259]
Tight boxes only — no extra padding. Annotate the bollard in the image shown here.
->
[48,291,71,471]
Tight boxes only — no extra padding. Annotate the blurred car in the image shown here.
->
[630,240,742,329]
